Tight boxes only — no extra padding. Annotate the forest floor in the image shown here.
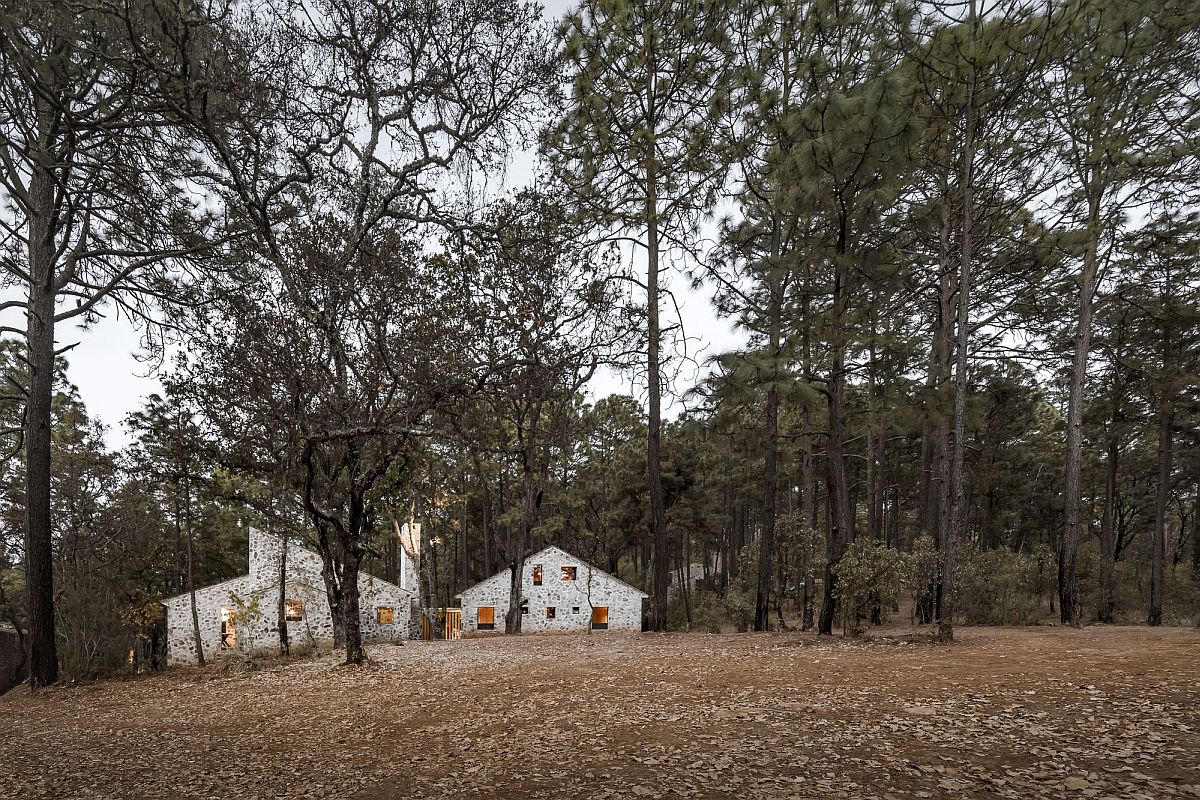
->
[1,625,1198,799]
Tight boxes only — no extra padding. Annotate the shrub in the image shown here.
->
[833,540,908,635]
[722,588,754,633]
[1164,565,1200,626]
[955,548,1043,625]
[906,535,940,624]
[229,592,264,654]
[667,591,726,633]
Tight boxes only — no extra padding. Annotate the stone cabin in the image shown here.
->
[162,527,417,664]
[457,545,647,635]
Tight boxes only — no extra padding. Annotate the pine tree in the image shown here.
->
[547,0,737,630]
[1042,0,1200,625]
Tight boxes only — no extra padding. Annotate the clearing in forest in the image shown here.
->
[1,625,1198,799]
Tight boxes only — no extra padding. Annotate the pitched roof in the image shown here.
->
[161,528,414,605]
[455,544,648,599]
[161,574,250,606]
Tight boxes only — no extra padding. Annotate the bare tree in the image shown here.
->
[137,0,552,663]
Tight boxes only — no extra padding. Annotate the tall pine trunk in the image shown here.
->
[646,179,669,632]
[505,439,539,635]
[819,252,853,636]
[1149,397,1172,626]
[754,222,784,632]
[800,416,815,632]
[1061,163,1104,626]
[24,156,59,689]
[940,7,978,641]
[185,477,205,666]
[1098,433,1120,623]
[1149,299,1175,626]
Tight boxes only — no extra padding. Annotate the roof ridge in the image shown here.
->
[455,544,648,598]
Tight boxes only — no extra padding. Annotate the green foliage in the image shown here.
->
[833,540,908,635]
[229,592,264,655]
[722,587,755,634]
[955,549,1045,626]
[1163,567,1200,626]
[667,589,727,634]
[906,534,941,611]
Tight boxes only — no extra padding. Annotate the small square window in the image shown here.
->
[572,606,580,614]
[546,606,556,620]
[521,603,529,615]
[376,606,394,625]
[477,606,495,630]
[532,564,543,586]
[561,566,577,581]
[285,599,303,621]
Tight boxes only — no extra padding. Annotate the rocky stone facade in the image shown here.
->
[457,545,646,635]
[0,626,25,694]
[163,528,416,664]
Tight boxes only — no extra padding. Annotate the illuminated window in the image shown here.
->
[285,599,303,621]
[591,607,609,630]
[376,606,394,625]
[219,608,237,650]
[532,564,543,586]
[562,566,577,581]
[546,606,556,620]
[478,606,495,630]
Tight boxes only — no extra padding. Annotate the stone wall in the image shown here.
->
[459,546,645,635]
[164,528,415,664]
[0,627,26,694]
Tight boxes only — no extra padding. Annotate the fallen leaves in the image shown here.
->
[0,625,1197,799]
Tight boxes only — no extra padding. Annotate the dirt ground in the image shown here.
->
[1,625,1198,800]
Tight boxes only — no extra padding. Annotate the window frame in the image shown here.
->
[376,606,395,625]
[561,565,577,582]
[591,606,609,630]
[545,606,556,620]
[532,564,543,586]
[477,606,495,631]
[285,599,304,622]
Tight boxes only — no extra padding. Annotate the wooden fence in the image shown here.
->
[419,608,462,641]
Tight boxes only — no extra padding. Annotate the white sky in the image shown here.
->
[65,237,743,451]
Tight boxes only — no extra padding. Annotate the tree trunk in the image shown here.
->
[1149,379,1173,627]
[646,184,669,633]
[819,255,853,636]
[940,10,977,641]
[800,407,816,631]
[923,203,956,624]
[186,477,205,666]
[1061,164,1104,627]
[276,526,290,657]
[316,525,346,650]
[339,550,364,664]
[754,221,784,631]
[24,160,59,689]
[1098,435,1119,623]
[1191,485,1200,583]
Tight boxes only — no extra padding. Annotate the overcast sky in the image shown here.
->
[59,0,747,451]
[64,244,745,451]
